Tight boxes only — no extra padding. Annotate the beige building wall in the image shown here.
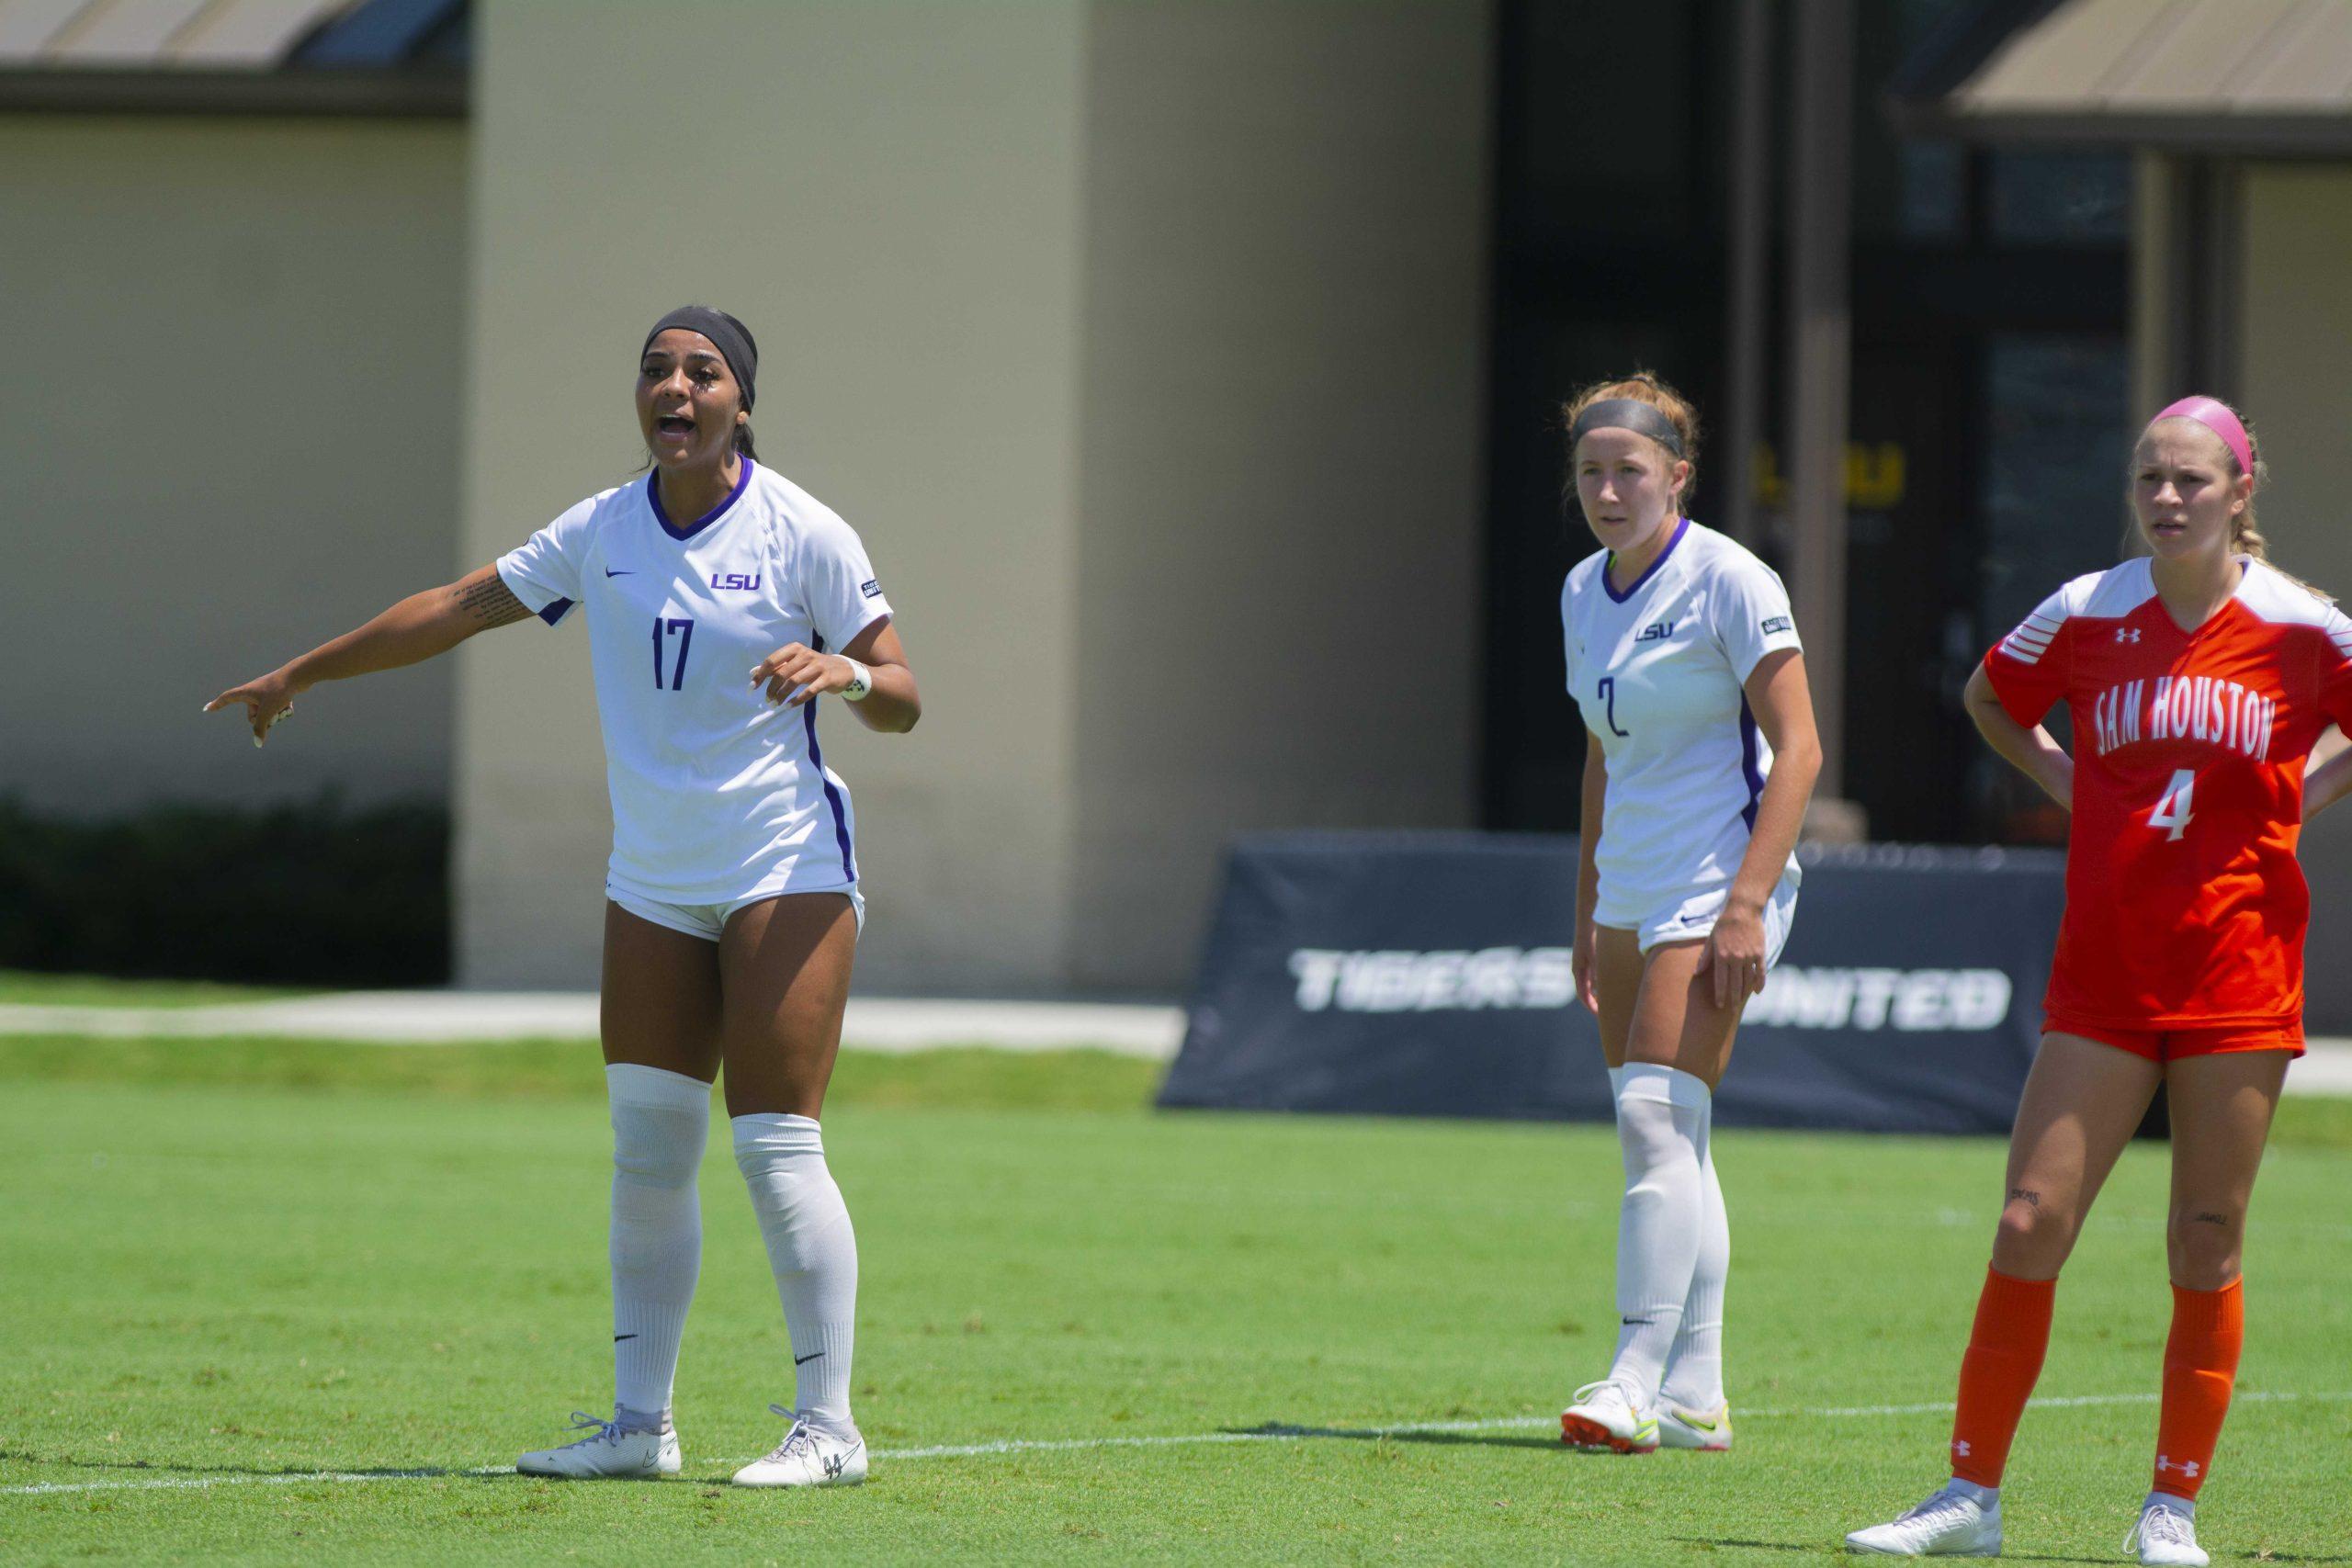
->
[2238,162,2352,1030]
[2237,164,2352,613]
[456,0,1490,992]
[0,118,465,815]
[456,1,1091,989]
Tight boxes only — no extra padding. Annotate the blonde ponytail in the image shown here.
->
[2222,416,2334,603]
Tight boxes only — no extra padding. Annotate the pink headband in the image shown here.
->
[2150,395,2255,482]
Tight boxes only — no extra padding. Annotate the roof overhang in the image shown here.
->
[1889,0,2352,157]
[0,0,464,118]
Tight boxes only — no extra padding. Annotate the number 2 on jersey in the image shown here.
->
[2148,767,2196,840]
[650,616,695,690]
[1596,676,1631,738]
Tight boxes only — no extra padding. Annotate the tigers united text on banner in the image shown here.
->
[1162,832,2065,1134]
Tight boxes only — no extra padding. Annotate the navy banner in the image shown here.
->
[1161,831,2067,1134]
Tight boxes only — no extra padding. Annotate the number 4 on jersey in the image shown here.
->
[2148,767,2196,840]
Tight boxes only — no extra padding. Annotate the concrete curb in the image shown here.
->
[0,993,1185,1061]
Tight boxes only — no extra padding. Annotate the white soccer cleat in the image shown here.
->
[1560,1380,1659,1454]
[730,1404,868,1488]
[1658,1399,1733,1451]
[515,1411,682,1480]
[2123,1498,2207,1567]
[1845,1485,2002,1556]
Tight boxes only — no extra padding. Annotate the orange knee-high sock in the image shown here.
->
[1949,1266,2057,1488]
[2153,1279,2242,1500]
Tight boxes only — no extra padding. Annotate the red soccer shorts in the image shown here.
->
[2046,1013,2305,1062]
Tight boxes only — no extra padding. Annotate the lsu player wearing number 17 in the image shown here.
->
[204,307,917,1490]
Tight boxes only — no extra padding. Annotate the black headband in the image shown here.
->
[1569,397,1686,459]
[643,305,759,410]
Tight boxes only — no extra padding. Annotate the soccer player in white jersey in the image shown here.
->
[1553,374,1822,1455]
[206,306,917,1489]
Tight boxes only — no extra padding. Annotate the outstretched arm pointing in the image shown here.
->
[205,564,533,747]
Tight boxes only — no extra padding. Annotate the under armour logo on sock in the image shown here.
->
[1952,1439,1972,1457]
[2155,1455,2200,1477]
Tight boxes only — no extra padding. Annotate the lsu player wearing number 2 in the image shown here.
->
[1846,397,2352,1562]
[205,307,920,1490]
[1555,374,1822,1457]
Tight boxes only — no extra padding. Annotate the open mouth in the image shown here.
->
[656,414,695,440]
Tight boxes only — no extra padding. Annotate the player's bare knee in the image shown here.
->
[1992,1188,2074,1271]
[2167,1203,2242,1288]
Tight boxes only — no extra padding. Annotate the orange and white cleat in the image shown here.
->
[1561,1380,1659,1453]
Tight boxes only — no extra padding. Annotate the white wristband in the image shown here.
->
[841,658,873,702]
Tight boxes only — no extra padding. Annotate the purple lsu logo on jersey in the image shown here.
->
[709,572,761,592]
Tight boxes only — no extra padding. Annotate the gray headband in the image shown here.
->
[643,305,758,410]
[1569,398,1686,459]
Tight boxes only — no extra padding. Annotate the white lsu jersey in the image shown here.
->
[495,460,893,905]
[1562,518,1803,929]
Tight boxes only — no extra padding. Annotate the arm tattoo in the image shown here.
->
[453,573,532,629]
[2007,1188,2041,1209]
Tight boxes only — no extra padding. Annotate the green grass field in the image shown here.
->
[4,1036,2347,1565]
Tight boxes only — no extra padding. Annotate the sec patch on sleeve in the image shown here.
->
[861,579,883,599]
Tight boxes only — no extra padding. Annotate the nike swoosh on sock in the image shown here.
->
[794,1351,824,1365]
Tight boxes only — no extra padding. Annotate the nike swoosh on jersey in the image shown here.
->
[605,567,635,576]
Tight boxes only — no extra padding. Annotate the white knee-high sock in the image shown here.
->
[1659,1110,1728,1412]
[733,1113,858,1437]
[606,1063,710,1430]
[1605,1063,1711,1407]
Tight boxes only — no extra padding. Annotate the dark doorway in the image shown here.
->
[1478,0,2131,846]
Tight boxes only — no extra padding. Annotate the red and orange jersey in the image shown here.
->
[1984,558,2352,1029]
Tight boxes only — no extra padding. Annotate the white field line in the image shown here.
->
[7,1390,2348,1498]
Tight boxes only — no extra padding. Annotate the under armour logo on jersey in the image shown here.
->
[2116,627,2142,643]
[1634,618,1676,644]
[2155,1454,2200,1477]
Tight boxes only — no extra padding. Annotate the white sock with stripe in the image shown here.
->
[1659,1107,1727,1413]
[733,1113,859,1437]
[606,1063,710,1431]
[1604,1063,1710,1409]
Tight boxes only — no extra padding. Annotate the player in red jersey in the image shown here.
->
[1847,397,2352,1564]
